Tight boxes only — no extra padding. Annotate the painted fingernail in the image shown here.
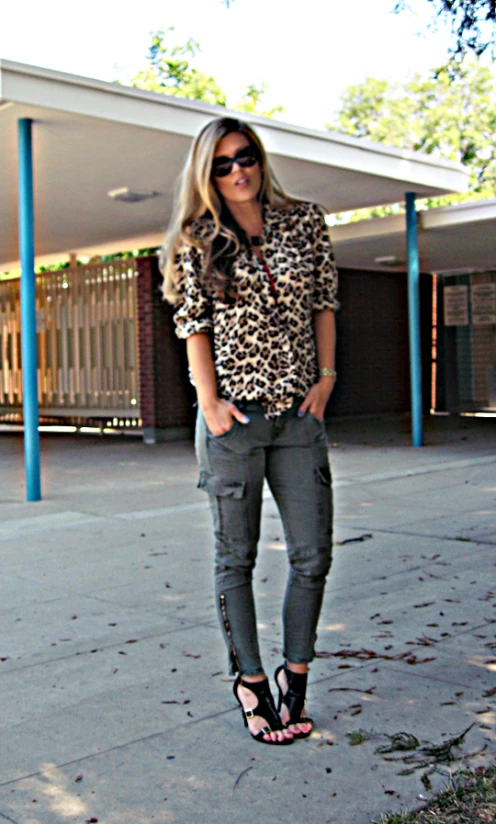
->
[243,416,250,423]
[298,410,305,417]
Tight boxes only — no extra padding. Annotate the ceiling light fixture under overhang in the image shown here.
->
[108,187,161,203]
[374,255,405,267]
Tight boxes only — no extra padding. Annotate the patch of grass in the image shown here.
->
[373,766,496,823]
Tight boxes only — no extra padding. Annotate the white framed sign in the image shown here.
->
[471,283,496,326]
[444,285,469,326]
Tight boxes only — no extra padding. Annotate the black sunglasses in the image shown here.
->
[211,145,259,178]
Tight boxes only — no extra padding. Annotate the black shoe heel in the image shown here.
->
[274,664,314,739]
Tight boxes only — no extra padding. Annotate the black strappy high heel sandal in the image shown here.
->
[274,664,314,739]
[233,675,293,745]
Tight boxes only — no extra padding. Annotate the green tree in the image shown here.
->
[132,28,227,106]
[236,82,285,118]
[327,57,496,218]
[131,28,284,117]
[395,0,496,57]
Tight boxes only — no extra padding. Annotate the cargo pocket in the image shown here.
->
[198,471,249,546]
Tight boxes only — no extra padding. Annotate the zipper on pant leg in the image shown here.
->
[219,593,240,674]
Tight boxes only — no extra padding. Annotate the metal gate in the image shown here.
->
[435,271,496,413]
[0,261,140,419]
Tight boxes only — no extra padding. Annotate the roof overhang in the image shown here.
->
[0,59,469,270]
[331,199,496,274]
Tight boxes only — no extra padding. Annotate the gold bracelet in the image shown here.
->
[320,368,337,379]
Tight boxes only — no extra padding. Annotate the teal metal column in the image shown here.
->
[18,117,41,500]
[405,192,423,447]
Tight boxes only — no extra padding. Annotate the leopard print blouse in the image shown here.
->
[172,201,339,418]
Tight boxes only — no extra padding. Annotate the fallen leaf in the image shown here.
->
[404,654,436,665]
[233,765,252,791]
[376,732,420,753]
[347,729,376,745]
[335,533,373,545]
[328,686,376,695]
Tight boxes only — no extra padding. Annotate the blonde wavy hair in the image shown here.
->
[160,116,297,302]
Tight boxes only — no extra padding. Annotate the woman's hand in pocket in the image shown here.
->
[202,399,250,436]
[298,378,335,422]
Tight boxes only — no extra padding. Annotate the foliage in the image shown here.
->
[395,0,496,57]
[131,27,283,117]
[131,27,227,106]
[327,57,496,219]
[373,766,496,824]
[236,82,285,118]
[1,250,161,280]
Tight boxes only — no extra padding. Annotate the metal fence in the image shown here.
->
[0,261,140,419]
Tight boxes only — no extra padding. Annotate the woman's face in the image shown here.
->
[211,131,262,207]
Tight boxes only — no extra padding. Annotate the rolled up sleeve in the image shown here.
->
[172,243,213,340]
[311,204,340,313]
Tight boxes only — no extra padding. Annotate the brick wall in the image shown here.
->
[136,256,194,441]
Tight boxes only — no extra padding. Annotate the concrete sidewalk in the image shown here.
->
[0,415,495,824]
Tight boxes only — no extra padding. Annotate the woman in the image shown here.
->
[161,117,338,745]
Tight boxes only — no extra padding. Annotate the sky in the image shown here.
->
[0,0,463,129]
